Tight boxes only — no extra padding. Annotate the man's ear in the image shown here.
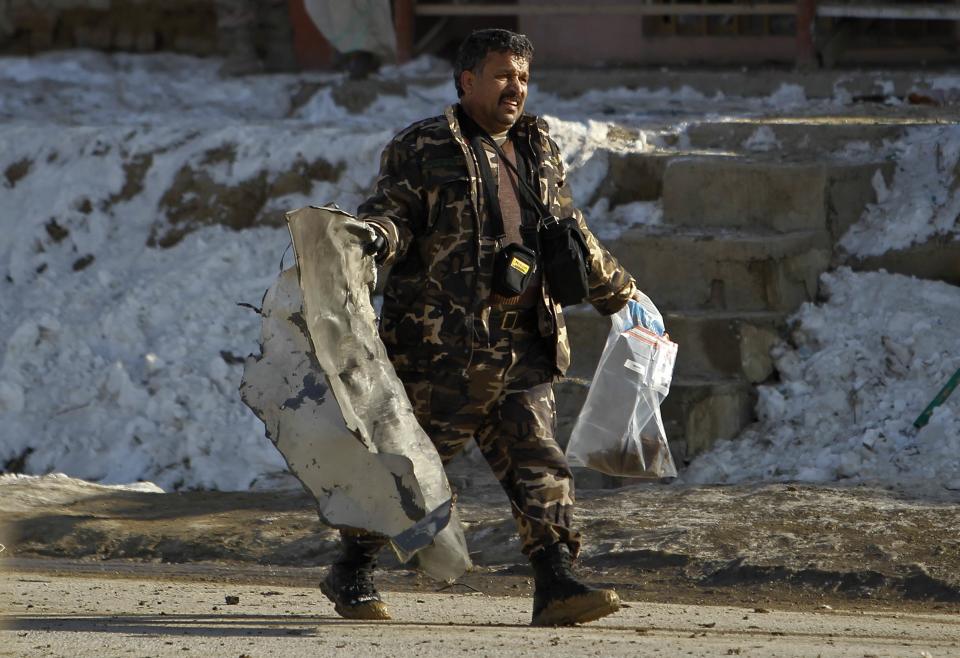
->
[460,69,475,96]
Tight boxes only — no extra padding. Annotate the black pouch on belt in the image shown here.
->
[492,242,538,297]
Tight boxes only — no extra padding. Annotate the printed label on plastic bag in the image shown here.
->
[624,359,648,377]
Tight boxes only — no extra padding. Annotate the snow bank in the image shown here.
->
[0,51,306,123]
[0,472,164,493]
[0,122,395,491]
[684,268,960,490]
[840,125,960,257]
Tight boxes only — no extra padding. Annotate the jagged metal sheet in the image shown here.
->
[240,270,423,533]
[240,205,469,582]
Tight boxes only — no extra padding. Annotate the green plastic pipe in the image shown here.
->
[914,367,960,430]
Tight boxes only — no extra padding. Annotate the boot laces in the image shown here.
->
[332,557,379,601]
[534,544,579,586]
[550,548,578,584]
[352,562,377,597]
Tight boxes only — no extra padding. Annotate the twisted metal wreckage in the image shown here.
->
[240,205,471,582]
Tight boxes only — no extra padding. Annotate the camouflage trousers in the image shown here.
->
[344,306,581,560]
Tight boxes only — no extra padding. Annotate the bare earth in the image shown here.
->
[3,569,960,658]
[2,474,960,655]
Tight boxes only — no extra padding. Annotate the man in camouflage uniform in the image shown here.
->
[321,29,641,627]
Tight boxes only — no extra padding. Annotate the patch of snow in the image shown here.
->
[765,83,807,109]
[742,125,781,152]
[376,54,450,79]
[833,140,878,161]
[0,50,306,123]
[840,126,960,257]
[587,199,663,240]
[542,117,616,204]
[831,82,854,106]
[684,269,960,490]
[927,75,960,93]
[0,472,164,493]
[0,223,292,491]
[875,79,895,96]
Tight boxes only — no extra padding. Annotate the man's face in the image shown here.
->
[460,49,530,134]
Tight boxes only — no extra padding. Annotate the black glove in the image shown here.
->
[363,225,388,265]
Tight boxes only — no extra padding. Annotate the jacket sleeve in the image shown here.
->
[357,134,424,267]
[548,137,636,315]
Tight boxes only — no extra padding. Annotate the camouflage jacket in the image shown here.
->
[359,104,636,377]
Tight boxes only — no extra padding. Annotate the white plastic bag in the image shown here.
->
[566,292,678,478]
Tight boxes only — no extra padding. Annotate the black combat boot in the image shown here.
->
[530,543,620,626]
[320,534,391,620]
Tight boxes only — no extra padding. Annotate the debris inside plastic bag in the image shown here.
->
[566,292,678,478]
[581,431,673,477]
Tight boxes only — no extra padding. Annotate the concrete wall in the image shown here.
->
[0,0,219,55]
[517,0,797,67]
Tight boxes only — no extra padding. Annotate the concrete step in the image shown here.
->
[563,308,787,383]
[663,310,785,383]
[606,227,831,312]
[844,234,960,288]
[685,118,912,154]
[554,375,755,472]
[561,310,623,381]
[589,151,673,206]
[660,376,757,463]
[661,156,892,237]
[535,69,960,102]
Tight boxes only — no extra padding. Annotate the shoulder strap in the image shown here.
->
[469,133,507,242]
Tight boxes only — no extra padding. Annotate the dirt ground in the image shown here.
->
[2,473,960,614]
[3,568,960,658]
[3,474,960,655]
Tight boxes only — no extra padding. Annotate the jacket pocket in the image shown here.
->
[422,169,472,233]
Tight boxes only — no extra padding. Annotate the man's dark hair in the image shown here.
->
[453,29,534,98]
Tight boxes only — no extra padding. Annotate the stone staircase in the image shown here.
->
[555,114,913,484]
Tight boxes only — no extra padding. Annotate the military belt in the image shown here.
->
[489,307,538,332]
